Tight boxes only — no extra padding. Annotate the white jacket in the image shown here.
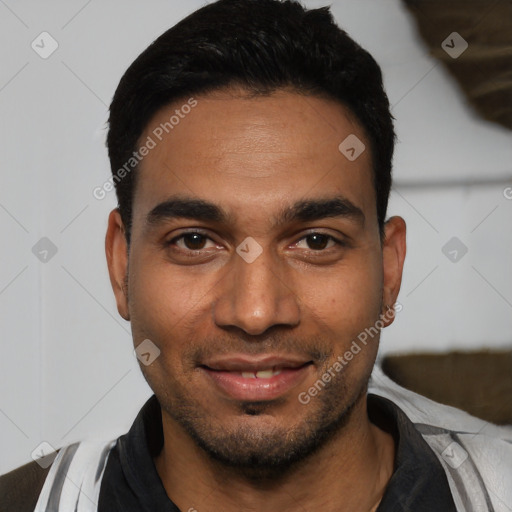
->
[369,365,512,512]
[33,364,512,511]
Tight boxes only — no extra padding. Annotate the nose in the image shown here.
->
[212,245,300,336]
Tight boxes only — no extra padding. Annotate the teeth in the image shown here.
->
[255,369,275,379]
[239,368,283,379]
[238,368,283,379]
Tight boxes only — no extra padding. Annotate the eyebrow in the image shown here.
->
[146,195,365,229]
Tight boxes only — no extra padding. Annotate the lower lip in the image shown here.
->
[202,365,312,401]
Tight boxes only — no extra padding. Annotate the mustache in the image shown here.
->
[183,332,333,365]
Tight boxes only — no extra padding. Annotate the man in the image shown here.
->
[1,0,511,511]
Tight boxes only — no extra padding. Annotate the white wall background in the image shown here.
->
[1,0,511,474]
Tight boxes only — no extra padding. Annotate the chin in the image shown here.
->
[169,389,363,481]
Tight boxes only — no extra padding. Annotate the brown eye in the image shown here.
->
[305,234,331,250]
[168,232,215,251]
[296,233,342,251]
[182,233,207,250]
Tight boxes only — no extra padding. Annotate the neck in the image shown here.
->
[154,394,395,512]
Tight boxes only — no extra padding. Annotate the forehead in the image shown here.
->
[132,89,376,232]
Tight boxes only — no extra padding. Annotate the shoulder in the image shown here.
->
[1,439,116,512]
[370,364,512,509]
[369,364,512,442]
[0,455,57,512]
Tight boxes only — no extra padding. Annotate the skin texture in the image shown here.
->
[106,88,406,512]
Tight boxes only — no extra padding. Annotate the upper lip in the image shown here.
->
[201,355,312,372]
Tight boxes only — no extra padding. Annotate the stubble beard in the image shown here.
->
[152,367,370,482]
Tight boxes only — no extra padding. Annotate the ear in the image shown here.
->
[381,216,406,327]
[105,209,130,321]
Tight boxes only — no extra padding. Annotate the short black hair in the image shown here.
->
[107,0,395,244]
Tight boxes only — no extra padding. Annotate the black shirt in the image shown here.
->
[98,394,458,511]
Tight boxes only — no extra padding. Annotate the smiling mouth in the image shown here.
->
[199,360,314,401]
[203,364,310,378]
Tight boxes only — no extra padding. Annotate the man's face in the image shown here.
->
[107,88,404,472]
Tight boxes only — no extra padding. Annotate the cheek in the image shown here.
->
[128,248,199,326]
[127,254,188,354]
[127,260,194,389]
[127,249,220,380]
[304,252,383,341]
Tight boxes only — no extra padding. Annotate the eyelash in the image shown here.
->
[165,230,347,254]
